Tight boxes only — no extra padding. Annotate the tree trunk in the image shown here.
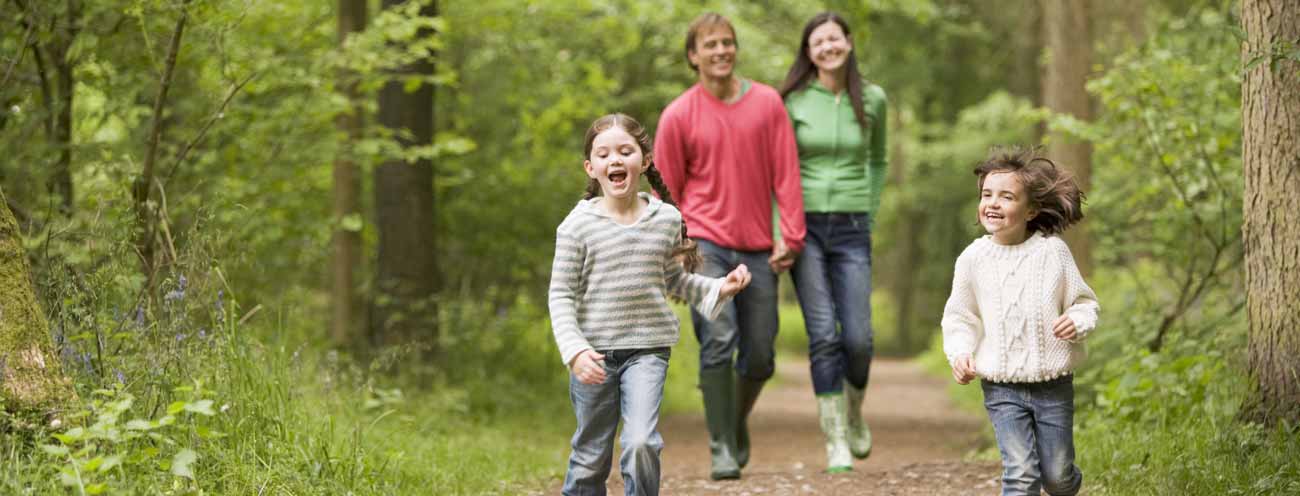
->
[0,187,74,414]
[1041,0,1093,276]
[1241,0,1300,425]
[332,0,367,345]
[371,0,438,349]
[885,106,912,353]
[48,0,80,214]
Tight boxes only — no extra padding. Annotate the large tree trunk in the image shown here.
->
[1041,0,1093,276]
[0,188,74,413]
[1241,0,1300,425]
[332,0,367,345]
[371,0,438,348]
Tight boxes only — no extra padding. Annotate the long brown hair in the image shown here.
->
[974,147,1086,236]
[778,12,870,131]
[582,114,702,272]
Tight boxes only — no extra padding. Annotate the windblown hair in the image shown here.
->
[684,12,738,72]
[974,147,1086,236]
[581,113,702,272]
[778,12,871,132]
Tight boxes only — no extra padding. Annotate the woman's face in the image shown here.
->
[807,21,852,75]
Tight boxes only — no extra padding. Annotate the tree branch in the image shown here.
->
[163,71,257,183]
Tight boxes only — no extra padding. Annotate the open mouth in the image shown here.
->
[984,212,1004,222]
[608,171,628,186]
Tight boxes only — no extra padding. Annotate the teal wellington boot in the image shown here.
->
[735,376,765,469]
[699,368,741,480]
[845,381,872,459]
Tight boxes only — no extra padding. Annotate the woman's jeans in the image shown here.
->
[563,348,670,496]
[981,375,1083,496]
[691,239,780,381]
[791,212,874,394]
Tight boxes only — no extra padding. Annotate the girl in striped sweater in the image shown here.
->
[549,113,752,496]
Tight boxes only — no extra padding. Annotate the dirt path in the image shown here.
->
[545,358,1003,495]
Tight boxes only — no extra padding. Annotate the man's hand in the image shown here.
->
[768,242,798,274]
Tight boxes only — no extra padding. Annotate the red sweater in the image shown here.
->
[653,82,806,253]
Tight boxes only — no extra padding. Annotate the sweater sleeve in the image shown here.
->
[663,222,727,319]
[652,110,687,205]
[1054,238,1100,341]
[865,85,889,217]
[941,246,982,364]
[548,226,592,366]
[768,95,807,253]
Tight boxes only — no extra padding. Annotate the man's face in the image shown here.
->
[688,24,737,80]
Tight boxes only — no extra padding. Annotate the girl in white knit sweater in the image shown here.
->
[942,148,1099,496]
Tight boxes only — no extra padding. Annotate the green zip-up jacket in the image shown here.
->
[784,80,888,215]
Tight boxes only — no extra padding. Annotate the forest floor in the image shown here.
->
[538,358,1004,495]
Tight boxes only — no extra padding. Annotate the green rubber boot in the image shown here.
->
[817,393,854,473]
[699,367,741,480]
[845,381,872,459]
[735,376,765,469]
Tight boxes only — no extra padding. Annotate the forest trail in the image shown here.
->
[545,358,1003,495]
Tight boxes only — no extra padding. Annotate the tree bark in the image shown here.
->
[1041,0,1094,276]
[1241,0,1300,425]
[332,0,367,345]
[0,187,74,413]
[371,0,438,349]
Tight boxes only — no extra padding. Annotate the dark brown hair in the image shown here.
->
[684,12,738,72]
[974,147,1086,236]
[778,12,870,131]
[582,113,702,272]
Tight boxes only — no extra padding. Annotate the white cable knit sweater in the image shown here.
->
[941,232,1100,383]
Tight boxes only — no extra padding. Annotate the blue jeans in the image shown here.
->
[791,212,874,394]
[564,348,671,496]
[690,239,780,380]
[981,376,1083,496]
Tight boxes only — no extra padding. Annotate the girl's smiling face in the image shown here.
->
[584,126,646,200]
[979,171,1037,244]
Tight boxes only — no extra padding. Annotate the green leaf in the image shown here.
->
[40,444,70,456]
[98,454,123,473]
[125,419,153,431]
[85,483,107,495]
[167,401,187,415]
[340,213,364,232]
[171,449,198,479]
[185,399,216,416]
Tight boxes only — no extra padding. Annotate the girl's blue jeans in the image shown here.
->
[981,375,1083,496]
[791,212,874,394]
[563,348,670,496]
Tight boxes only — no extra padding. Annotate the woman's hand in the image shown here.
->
[720,264,752,298]
[951,355,977,385]
[1052,315,1078,341]
[569,349,607,385]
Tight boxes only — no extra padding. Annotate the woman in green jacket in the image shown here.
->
[778,11,887,473]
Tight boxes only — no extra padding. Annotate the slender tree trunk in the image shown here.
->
[371,0,438,349]
[1041,0,1093,276]
[0,187,74,414]
[885,107,912,353]
[47,0,80,214]
[134,3,188,298]
[1241,0,1300,425]
[332,0,367,345]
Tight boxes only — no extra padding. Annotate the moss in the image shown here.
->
[0,188,75,414]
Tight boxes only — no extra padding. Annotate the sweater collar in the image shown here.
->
[580,192,661,220]
[980,231,1046,257]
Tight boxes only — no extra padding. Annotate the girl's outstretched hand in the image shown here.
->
[720,264,752,298]
[951,355,977,385]
[570,349,607,385]
[1052,314,1078,341]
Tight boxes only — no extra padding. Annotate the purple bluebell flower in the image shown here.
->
[175,333,187,343]
[198,328,207,339]
[178,275,188,291]
[80,352,93,375]
[114,369,126,384]
[134,306,145,327]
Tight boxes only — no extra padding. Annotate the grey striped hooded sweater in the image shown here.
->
[549,193,726,366]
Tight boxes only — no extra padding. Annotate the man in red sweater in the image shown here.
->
[653,12,807,481]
